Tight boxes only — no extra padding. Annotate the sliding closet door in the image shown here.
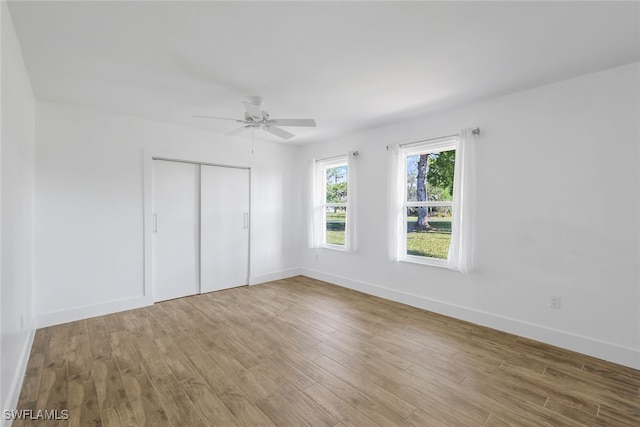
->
[200,165,250,293]
[152,160,200,301]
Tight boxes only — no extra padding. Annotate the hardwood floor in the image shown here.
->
[15,276,640,426]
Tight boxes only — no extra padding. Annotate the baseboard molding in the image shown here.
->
[34,268,304,328]
[250,268,303,286]
[2,325,36,427]
[35,295,154,329]
[299,268,640,370]
[27,267,640,370]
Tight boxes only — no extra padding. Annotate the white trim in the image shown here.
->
[249,268,303,285]
[152,157,250,170]
[33,268,301,327]
[406,201,453,208]
[298,268,640,370]
[14,266,640,382]
[35,296,153,328]
[402,136,457,156]
[2,327,36,427]
[401,255,448,268]
[321,243,346,252]
[316,156,348,168]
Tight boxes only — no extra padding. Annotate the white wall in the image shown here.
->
[297,62,640,369]
[34,102,301,326]
[1,1,36,418]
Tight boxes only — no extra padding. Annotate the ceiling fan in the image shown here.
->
[194,96,316,140]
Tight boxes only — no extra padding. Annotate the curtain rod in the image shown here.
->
[400,127,481,148]
[393,127,480,149]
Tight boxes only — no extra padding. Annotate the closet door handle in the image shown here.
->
[153,213,158,233]
[243,212,249,230]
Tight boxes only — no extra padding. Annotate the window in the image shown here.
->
[319,157,348,248]
[309,154,356,251]
[403,139,456,266]
[388,129,474,272]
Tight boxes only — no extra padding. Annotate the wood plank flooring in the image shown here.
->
[14,276,640,426]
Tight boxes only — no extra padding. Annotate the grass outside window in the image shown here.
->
[326,211,345,245]
[406,216,451,259]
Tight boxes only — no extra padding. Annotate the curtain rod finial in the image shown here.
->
[472,127,480,136]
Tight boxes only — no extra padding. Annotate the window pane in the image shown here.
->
[406,154,422,202]
[326,206,346,246]
[406,206,452,259]
[326,165,348,203]
[406,151,455,202]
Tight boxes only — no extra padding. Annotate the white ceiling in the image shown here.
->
[7,1,640,145]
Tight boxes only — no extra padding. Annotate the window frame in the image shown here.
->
[401,138,457,267]
[318,156,349,251]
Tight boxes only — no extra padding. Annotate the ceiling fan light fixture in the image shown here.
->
[195,97,316,140]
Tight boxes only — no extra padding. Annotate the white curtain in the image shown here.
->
[307,159,324,248]
[386,144,405,260]
[345,151,357,252]
[447,128,475,273]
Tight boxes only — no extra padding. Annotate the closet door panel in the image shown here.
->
[200,165,249,293]
[152,160,200,301]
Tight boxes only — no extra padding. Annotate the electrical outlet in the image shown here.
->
[550,296,562,309]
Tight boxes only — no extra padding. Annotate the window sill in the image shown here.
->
[321,244,347,252]
[401,255,449,268]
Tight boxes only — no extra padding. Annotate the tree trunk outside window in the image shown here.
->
[416,154,432,230]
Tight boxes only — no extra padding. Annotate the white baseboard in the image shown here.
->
[2,325,36,427]
[34,268,304,328]
[299,268,640,370]
[27,267,640,370]
[250,268,303,286]
[35,295,153,329]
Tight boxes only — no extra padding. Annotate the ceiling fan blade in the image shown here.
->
[271,118,316,127]
[242,101,263,121]
[265,126,295,140]
[226,125,251,136]
[193,115,241,122]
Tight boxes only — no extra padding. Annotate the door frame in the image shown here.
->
[143,150,252,302]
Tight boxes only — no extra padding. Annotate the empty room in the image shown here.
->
[2,1,639,426]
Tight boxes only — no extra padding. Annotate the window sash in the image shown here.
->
[322,205,348,249]
[405,201,453,208]
[319,157,349,249]
[401,145,456,263]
